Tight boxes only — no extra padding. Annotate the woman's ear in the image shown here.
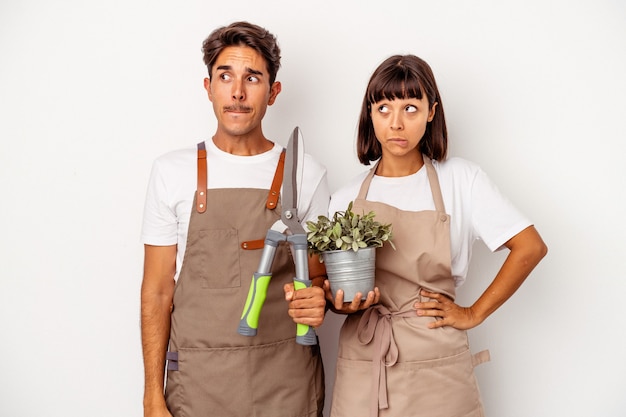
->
[428,102,438,122]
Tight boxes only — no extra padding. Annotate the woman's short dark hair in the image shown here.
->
[357,54,448,164]
[201,21,281,85]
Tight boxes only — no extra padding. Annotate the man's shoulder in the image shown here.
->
[152,144,198,167]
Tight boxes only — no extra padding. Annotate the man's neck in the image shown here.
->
[212,132,274,156]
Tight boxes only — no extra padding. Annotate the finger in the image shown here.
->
[291,285,323,300]
[361,290,377,309]
[284,283,295,301]
[420,288,436,297]
[414,301,441,310]
[289,289,326,310]
[349,292,364,311]
[288,306,325,327]
[427,317,448,329]
[416,307,444,318]
[333,289,346,310]
[323,280,335,302]
[373,287,381,304]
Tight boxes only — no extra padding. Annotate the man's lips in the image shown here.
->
[224,105,252,113]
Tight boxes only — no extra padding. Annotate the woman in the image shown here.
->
[324,55,547,417]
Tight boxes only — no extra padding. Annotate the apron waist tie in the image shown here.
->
[357,304,416,417]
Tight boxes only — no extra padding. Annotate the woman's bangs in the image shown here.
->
[368,71,424,104]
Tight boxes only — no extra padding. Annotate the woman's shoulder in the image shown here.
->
[432,156,483,183]
[329,168,372,214]
[433,156,480,171]
[334,168,372,194]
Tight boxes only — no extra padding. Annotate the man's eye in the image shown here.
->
[220,73,231,81]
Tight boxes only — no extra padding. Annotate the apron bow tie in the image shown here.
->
[357,304,416,416]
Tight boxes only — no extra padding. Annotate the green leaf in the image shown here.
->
[306,200,395,255]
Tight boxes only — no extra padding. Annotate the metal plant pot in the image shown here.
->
[322,246,376,301]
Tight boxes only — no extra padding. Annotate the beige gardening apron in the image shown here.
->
[330,156,489,417]
[164,143,324,417]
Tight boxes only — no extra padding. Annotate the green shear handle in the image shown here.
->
[238,229,283,337]
[289,234,317,345]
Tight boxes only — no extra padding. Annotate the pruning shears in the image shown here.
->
[237,127,317,346]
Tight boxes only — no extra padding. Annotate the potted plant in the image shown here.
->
[306,201,395,300]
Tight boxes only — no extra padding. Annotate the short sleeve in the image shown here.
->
[471,168,532,252]
[141,159,179,246]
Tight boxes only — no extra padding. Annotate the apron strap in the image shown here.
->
[241,149,286,250]
[423,156,446,213]
[472,349,491,367]
[355,156,447,214]
[196,142,208,213]
[266,149,286,209]
[196,144,286,214]
[356,164,376,200]
[166,351,179,371]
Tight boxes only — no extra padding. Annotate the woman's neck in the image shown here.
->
[376,153,424,177]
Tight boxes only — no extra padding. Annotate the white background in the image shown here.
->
[1,1,625,416]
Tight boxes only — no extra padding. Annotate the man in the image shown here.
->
[141,21,329,417]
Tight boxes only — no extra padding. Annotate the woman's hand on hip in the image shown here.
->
[414,289,480,330]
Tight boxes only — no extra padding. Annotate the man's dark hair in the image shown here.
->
[201,21,281,85]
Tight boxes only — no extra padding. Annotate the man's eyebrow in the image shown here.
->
[246,67,263,76]
[215,65,264,76]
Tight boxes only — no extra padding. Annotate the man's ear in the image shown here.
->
[204,77,212,101]
[268,81,282,105]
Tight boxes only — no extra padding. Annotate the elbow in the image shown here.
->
[509,226,548,267]
[539,241,548,260]
[535,235,549,260]
[528,236,548,267]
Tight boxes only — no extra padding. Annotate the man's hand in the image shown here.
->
[323,280,380,314]
[284,283,326,328]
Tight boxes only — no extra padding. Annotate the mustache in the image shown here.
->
[224,105,252,112]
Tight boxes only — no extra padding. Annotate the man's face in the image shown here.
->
[205,45,281,139]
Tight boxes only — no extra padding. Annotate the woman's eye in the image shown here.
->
[377,105,389,113]
[405,105,417,113]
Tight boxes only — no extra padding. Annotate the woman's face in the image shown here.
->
[371,95,436,160]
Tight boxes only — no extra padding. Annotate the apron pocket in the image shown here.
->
[184,228,241,289]
[389,348,485,416]
[332,350,485,417]
[166,347,252,417]
[167,342,323,417]
[331,358,372,417]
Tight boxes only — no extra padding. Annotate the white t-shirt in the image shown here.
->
[329,157,531,287]
[142,138,330,280]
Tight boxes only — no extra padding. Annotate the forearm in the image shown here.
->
[470,226,547,324]
[141,245,176,410]
[141,288,172,406]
